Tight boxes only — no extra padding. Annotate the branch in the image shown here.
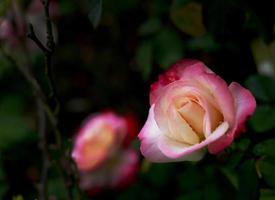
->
[37,99,49,200]
[27,24,50,54]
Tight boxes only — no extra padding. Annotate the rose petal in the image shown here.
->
[208,82,256,153]
[158,121,229,160]
[167,104,200,144]
[229,82,256,136]
[150,59,208,104]
[138,105,171,162]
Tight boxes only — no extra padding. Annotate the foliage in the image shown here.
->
[0,0,274,199]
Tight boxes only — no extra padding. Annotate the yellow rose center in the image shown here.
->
[80,124,115,170]
[166,96,223,146]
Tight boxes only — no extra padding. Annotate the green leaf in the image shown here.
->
[136,41,153,79]
[245,75,275,102]
[0,0,11,16]
[254,139,275,159]
[153,29,184,69]
[145,163,175,188]
[258,158,275,190]
[260,189,275,200]
[138,18,162,36]
[0,95,26,114]
[88,0,102,28]
[170,1,206,37]
[48,178,67,199]
[187,35,219,52]
[0,96,32,149]
[237,160,259,200]
[249,105,275,132]
[0,54,13,79]
[59,0,76,15]
[220,168,239,189]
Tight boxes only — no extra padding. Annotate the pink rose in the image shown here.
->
[138,59,256,162]
[72,112,139,193]
[0,1,26,48]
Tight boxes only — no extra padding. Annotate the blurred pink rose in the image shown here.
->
[0,1,26,48]
[138,59,256,162]
[72,112,139,193]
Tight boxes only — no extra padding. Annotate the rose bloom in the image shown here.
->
[72,112,139,193]
[138,59,256,162]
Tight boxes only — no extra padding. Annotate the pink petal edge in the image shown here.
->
[208,82,256,154]
[158,121,229,160]
[138,105,171,162]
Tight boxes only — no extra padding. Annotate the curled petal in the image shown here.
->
[159,121,229,160]
[208,82,256,153]
[138,105,171,162]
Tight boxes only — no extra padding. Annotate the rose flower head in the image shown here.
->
[138,59,256,162]
[72,112,139,193]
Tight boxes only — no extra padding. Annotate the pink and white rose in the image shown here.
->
[138,59,256,162]
[72,112,139,192]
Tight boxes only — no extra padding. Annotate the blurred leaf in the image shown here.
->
[245,75,275,102]
[220,168,238,189]
[249,105,275,133]
[154,29,184,69]
[260,189,275,200]
[138,18,162,36]
[59,0,76,15]
[145,163,175,188]
[48,178,67,199]
[150,0,169,17]
[0,95,26,114]
[0,115,32,149]
[141,160,151,173]
[0,96,32,149]
[0,54,13,79]
[187,34,219,52]
[258,158,275,190]
[88,0,102,28]
[0,0,11,16]
[231,138,251,151]
[254,139,275,159]
[237,160,259,200]
[12,195,24,200]
[178,165,202,191]
[136,41,153,79]
[170,1,206,37]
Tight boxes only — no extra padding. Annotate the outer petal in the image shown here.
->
[138,105,170,162]
[208,82,256,153]
[150,59,206,104]
[229,82,256,136]
[158,121,229,160]
[79,149,138,191]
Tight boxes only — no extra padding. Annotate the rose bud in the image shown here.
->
[72,112,139,192]
[138,59,256,162]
